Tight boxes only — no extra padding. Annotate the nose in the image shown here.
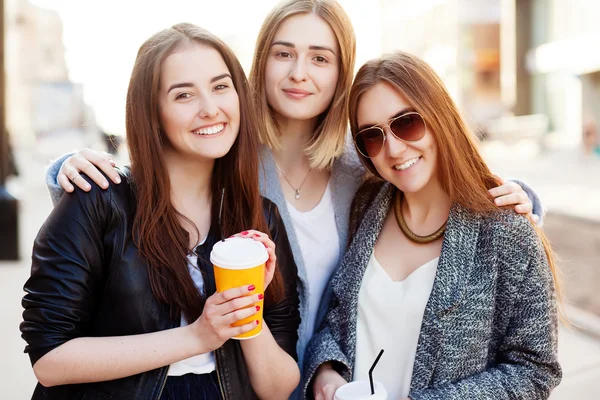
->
[289,58,308,83]
[384,127,407,157]
[198,93,219,119]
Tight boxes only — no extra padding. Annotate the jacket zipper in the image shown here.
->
[214,348,227,399]
[155,367,168,400]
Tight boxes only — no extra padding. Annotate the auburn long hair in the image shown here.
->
[349,51,564,319]
[126,23,283,322]
[249,0,356,170]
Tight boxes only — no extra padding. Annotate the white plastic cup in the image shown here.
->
[334,381,388,400]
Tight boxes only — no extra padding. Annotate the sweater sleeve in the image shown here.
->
[45,153,74,206]
[262,200,301,361]
[509,178,545,225]
[301,324,352,400]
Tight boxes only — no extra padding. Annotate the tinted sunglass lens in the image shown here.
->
[357,129,384,157]
[390,114,425,141]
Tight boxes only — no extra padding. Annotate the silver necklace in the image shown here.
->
[275,162,311,200]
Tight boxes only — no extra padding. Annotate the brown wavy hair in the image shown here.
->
[126,23,283,322]
[349,51,564,320]
[249,0,356,170]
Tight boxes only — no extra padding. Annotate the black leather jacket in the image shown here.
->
[21,170,300,399]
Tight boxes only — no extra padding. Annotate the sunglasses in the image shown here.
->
[353,111,427,158]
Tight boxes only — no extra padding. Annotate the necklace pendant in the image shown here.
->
[295,190,301,200]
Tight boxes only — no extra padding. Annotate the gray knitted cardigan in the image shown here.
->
[302,180,561,400]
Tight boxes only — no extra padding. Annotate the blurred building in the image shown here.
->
[375,0,599,148]
[5,0,92,150]
[376,0,504,136]
[521,0,600,148]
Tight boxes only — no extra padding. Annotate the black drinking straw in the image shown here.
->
[218,188,225,241]
[369,349,384,395]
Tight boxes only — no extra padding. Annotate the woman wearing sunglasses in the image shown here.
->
[304,51,561,400]
[42,0,541,390]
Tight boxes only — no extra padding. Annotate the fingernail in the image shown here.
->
[255,305,260,311]
[263,243,268,248]
[258,294,264,300]
[255,320,260,325]
[228,235,235,238]
[247,285,255,291]
[242,231,249,235]
[115,176,121,184]
[85,184,91,190]
[495,198,501,205]
[102,181,108,188]
[253,234,260,238]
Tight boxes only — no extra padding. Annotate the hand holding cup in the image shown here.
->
[232,230,277,290]
[191,285,262,352]
[211,235,270,339]
[313,363,348,400]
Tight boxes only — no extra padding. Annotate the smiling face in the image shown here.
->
[264,13,340,123]
[158,42,240,162]
[356,82,439,194]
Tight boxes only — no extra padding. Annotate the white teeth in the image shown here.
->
[394,157,420,171]
[192,123,225,135]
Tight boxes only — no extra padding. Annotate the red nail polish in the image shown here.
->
[255,320,260,325]
[258,294,264,300]
[255,305,260,311]
[248,285,255,291]
[242,231,249,235]
[263,243,268,248]
[253,233,260,238]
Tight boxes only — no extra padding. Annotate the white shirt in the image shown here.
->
[354,253,439,399]
[167,251,216,376]
[286,182,340,337]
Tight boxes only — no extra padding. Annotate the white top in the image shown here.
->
[167,251,216,376]
[286,182,340,337]
[353,253,439,399]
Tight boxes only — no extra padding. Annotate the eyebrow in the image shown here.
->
[271,41,337,55]
[167,73,232,93]
[357,107,416,131]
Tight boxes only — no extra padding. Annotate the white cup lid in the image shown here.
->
[210,237,269,269]
[334,381,387,400]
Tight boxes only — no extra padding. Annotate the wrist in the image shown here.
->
[182,324,208,355]
[316,362,334,376]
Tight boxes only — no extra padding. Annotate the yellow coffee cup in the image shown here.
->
[210,237,268,339]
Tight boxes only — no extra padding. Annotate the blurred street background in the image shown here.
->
[1,0,599,398]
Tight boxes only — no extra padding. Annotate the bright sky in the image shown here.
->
[29,0,447,134]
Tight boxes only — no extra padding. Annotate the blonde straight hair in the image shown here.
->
[249,0,356,170]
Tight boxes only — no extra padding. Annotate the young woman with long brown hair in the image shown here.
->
[304,51,561,400]
[20,23,300,400]
[45,4,541,384]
